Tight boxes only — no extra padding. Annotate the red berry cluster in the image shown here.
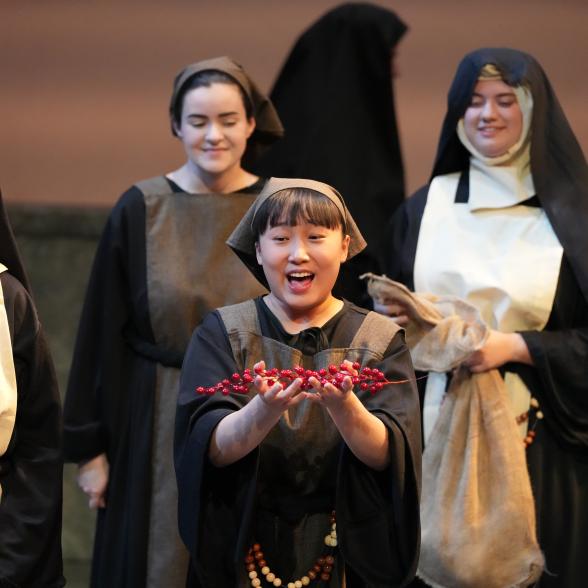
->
[195,362,390,397]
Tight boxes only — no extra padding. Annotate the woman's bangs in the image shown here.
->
[265,189,344,231]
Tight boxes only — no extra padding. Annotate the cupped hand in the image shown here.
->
[305,360,357,408]
[77,453,109,509]
[252,361,305,411]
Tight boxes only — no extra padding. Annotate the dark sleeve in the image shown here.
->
[381,186,429,289]
[63,187,145,462]
[0,273,64,587]
[518,256,588,451]
[338,330,422,587]
[175,312,258,584]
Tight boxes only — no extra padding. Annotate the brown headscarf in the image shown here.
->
[227,177,366,287]
[169,56,284,166]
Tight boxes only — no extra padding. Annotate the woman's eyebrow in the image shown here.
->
[186,111,239,119]
[471,91,516,98]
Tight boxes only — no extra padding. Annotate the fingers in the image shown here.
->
[253,360,266,370]
[373,301,408,319]
[393,315,410,327]
[88,493,106,510]
[339,375,354,393]
[341,360,358,377]
[307,376,352,405]
[81,483,106,510]
[252,361,267,392]
[463,351,487,373]
[258,377,303,407]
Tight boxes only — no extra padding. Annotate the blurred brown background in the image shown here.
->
[1,0,586,205]
[1,1,586,585]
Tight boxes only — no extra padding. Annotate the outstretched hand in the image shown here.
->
[305,360,357,408]
[253,361,305,411]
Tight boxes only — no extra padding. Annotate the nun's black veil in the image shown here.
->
[401,49,588,587]
[432,47,588,305]
[254,3,407,304]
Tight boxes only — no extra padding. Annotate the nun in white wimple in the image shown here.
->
[380,48,588,588]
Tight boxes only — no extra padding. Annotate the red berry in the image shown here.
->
[196,387,205,394]
[328,364,338,374]
[352,362,360,370]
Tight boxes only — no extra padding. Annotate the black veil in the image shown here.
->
[254,3,408,304]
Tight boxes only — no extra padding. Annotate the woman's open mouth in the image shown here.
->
[287,271,314,293]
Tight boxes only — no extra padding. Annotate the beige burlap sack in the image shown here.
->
[362,274,544,588]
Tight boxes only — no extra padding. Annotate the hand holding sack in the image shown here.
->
[364,273,544,588]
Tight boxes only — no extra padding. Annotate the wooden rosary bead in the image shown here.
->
[247,512,337,587]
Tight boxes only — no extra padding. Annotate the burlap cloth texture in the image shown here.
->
[362,273,544,588]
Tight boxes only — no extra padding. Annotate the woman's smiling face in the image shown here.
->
[463,79,523,158]
[255,221,350,319]
[174,82,255,179]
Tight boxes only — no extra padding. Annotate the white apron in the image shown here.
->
[0,263,18,501]
[414,172,563,441]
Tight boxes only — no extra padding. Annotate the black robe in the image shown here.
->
[383,48,588,588]
[175,299,422,588]
[0,272,64,587]
[254,3,407,306]
[63,178,267,587]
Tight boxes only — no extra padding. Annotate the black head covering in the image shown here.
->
[432,47,588,304]
[169,56,284,167]
[254,3,407,253]
[227,177,366,289]
[0,191,31,293]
